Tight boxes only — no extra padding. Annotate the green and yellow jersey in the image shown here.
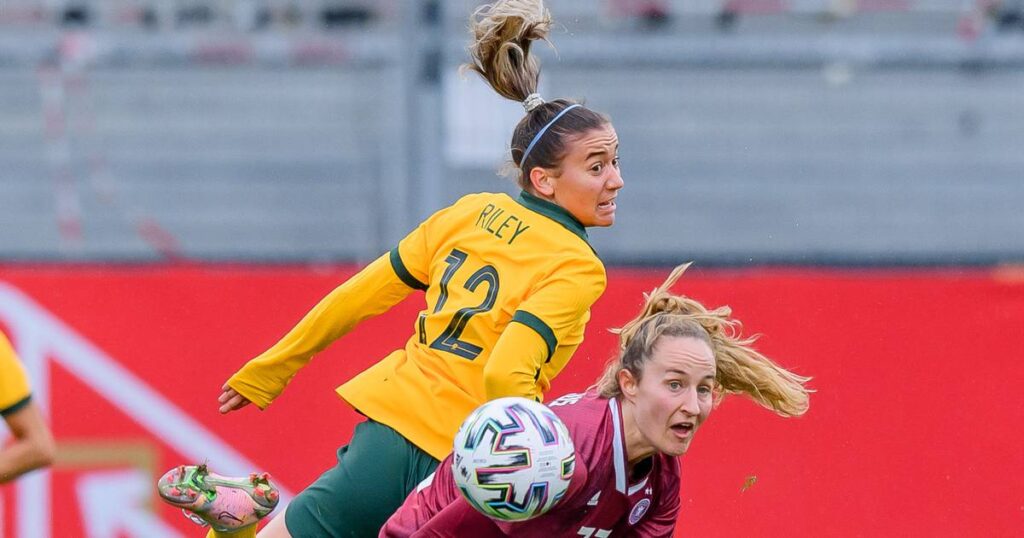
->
[228,191,606,459]
[0,332,32,418]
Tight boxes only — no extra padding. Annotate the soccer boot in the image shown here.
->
[157,464,280,532]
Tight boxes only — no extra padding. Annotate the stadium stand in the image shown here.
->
[0,0,1021,264]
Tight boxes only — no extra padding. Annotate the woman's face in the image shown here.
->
[534,123,623,227]
[621,336,716,459]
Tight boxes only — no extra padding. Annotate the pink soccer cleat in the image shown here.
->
[157,464,280,532]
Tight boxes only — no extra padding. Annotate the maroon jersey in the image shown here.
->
[381,391,681,537]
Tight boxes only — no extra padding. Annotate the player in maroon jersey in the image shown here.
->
[380,264,812,537]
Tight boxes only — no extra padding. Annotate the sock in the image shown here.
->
[207,527,256,538]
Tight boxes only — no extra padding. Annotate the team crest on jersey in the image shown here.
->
[628,498,651,525]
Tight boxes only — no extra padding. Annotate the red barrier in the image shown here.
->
[0,265,1021,536]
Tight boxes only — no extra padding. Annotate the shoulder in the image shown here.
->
[548,392,611,451]
[548,390,607,415]
[529,253,607,307]
[449,192,510,212]
[0,333,24,376]
[420,192,505,222]
[416,192,514,233]
[0,335,31,413]
[548,251,606,282]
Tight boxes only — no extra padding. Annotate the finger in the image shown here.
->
[220,394,250,414]
[220,394,241,414]
[219,399,234,414]
[218,388,236,403]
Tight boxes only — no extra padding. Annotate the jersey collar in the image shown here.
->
[516,191,590,244]
[610,396,657,495]
[608,397,628,494]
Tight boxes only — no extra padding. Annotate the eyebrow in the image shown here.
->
[666,368,716,380]
[584,144,619,160]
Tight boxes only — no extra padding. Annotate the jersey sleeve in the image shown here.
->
[227,252,418,409]
[482,256,605,400]
[0,333,31,416]
[535,315,588,397]
[380,454,506,538]
[408,500,507,538]
[389,194,470,292]
[383,496,505,538]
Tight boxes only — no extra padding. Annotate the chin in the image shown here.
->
[663,442,690,457]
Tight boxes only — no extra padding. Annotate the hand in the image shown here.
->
[218,384,252,414]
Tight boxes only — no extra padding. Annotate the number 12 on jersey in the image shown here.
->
[418,249,500,360]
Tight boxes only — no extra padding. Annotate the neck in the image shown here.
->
[618,396,655,468]
[523,187,554,203]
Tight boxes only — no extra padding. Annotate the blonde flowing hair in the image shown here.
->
[596,264,811,418]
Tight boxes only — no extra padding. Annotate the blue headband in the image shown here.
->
[520,103,582,168]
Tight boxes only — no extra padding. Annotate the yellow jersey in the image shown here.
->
[0,332,32,417]
[228,191,606,459]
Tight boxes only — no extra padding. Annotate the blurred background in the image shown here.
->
[1,1,1022,537]
[1,0,1022,264]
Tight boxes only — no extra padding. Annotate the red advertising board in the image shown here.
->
[0,264,1022,536]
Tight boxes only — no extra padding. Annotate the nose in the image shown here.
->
[679,387,700,417]
[606,167,624,191]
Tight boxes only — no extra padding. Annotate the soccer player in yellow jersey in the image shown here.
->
[0,331,56,483]
[158,1,623,536]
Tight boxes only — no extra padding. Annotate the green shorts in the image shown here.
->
[284,419,440,538]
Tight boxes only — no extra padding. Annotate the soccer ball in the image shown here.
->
[452,397,575,522]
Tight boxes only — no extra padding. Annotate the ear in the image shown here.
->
[528,166,555,197]
[617,369,638,400]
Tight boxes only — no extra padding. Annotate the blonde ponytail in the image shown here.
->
[596,264,812,418]
[464,0,552,103]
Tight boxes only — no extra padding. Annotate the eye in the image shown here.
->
[612,156,620,168]
[698,385,713,396]
[667,380,682,391]
[590,162,603,174]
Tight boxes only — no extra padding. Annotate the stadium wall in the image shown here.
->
[0,264,1021,536]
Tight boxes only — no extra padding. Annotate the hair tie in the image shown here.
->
[522,93,545,112]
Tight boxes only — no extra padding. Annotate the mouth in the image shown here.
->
[597,198,616,212]
[670,422,695,438]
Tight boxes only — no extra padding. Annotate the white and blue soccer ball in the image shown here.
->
[452,397,576,522]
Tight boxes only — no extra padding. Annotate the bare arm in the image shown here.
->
[0,400,56,484]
